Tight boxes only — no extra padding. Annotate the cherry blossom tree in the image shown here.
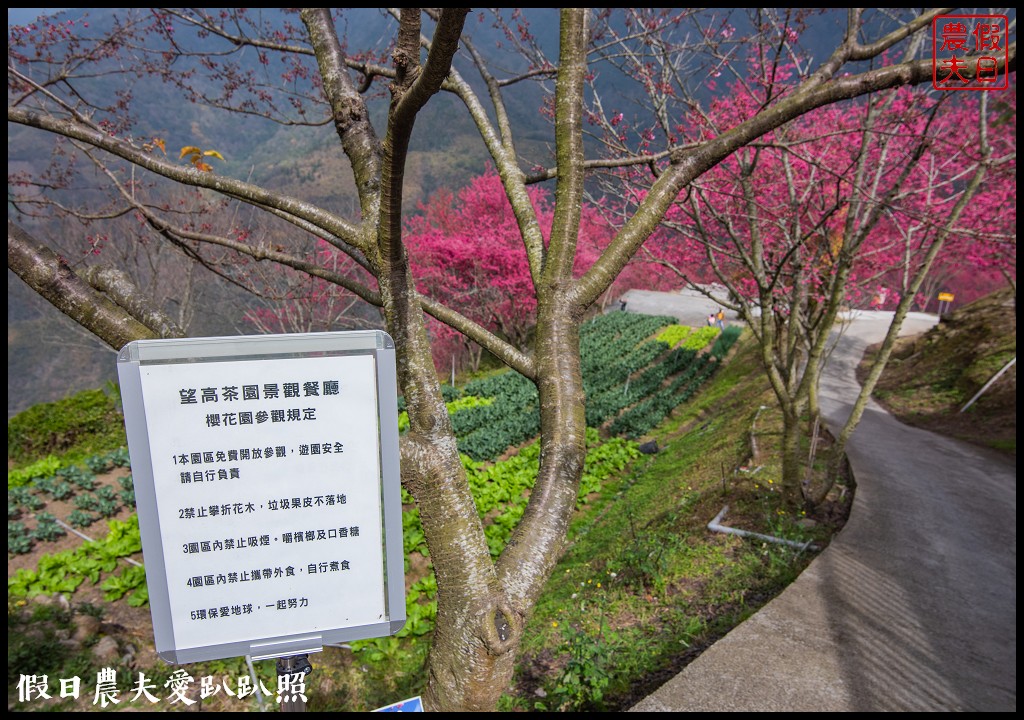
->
[642,75,1015,506]
[8,8,1015,710]
[406,172,549,370]
[405,169,667,372]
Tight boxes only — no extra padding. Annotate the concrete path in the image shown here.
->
[627,302,1017,711]
[617,287,733,329]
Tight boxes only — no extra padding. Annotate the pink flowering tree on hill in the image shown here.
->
[406,172,549,373]
[406,170,667,373]
[240,167,674,375]
[8,8,1015,709]
[638,72,1016,506]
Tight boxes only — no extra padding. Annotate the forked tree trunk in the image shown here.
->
[780,407,805,509]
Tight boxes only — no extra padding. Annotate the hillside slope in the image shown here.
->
[861,287,1016,456]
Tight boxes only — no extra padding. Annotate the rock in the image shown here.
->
[638,440,659,455]
[73,614,102,643]
[92,636,121,665]
[121,643,137,668]
[99,622,127,636]
[33,593,71,612]
[22,628,47,644]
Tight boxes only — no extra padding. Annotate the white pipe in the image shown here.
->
[707,505,819,552]
[750,405,767,459]
[54,518,143,567]
[960,356,1015,413]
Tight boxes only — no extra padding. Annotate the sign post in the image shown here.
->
[938,291,955,315]
[117,330,405,675]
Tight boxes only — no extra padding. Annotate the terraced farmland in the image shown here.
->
[408,311,742,463]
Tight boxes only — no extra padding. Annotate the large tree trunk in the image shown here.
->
[377,166,515,709]
[387,284,515,711]
[780,407,804,509]
[375,8,518,709]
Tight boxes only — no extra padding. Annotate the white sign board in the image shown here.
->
[117,330,404,664]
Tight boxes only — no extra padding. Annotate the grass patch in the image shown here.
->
[8,327,850,712]
[8,387,126,470]
[506,332,848,711]
[987,438,1016,452]
[863,286,1015,457]
[6,595,279,711]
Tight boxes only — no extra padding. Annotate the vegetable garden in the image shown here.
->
[403,312,741,461]
[8,311,742,709]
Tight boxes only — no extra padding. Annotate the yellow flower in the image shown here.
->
[596,582,602,588]
[551,621,558,628]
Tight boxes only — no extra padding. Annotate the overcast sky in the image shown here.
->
[8,8,65,26]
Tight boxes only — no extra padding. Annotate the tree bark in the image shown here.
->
[78,265,185,339]
[8,220,164,349]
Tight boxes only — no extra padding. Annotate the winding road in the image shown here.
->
[624,290,1017,712]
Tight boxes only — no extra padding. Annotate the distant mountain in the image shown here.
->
[8,271,119,419]
[8,9,950,419]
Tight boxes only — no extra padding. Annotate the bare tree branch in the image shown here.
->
[9,219,164,349]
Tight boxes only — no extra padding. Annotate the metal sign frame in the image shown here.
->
[117,330,404,664]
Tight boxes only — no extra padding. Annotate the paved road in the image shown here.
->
[625,295,1017,711]
[617,287,733,328]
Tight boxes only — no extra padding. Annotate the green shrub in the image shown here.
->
[680,326,720,351]
[7,388,126,466]
[8,487,45,511]
[48,481,76,502]
[397,394,494,433]
[7,455,62,489]
[59,466,97,491]
[118,475,136,507]
[8,602,95,690]
[94,486,123,517]
[31,512,67,542]
[108,447,132,468]
[73,493,101,512]
[85,454,115,474]
[8,521,34,554]
[655,324,693,348]
[710,325,743,359]
[68,510,100,529]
